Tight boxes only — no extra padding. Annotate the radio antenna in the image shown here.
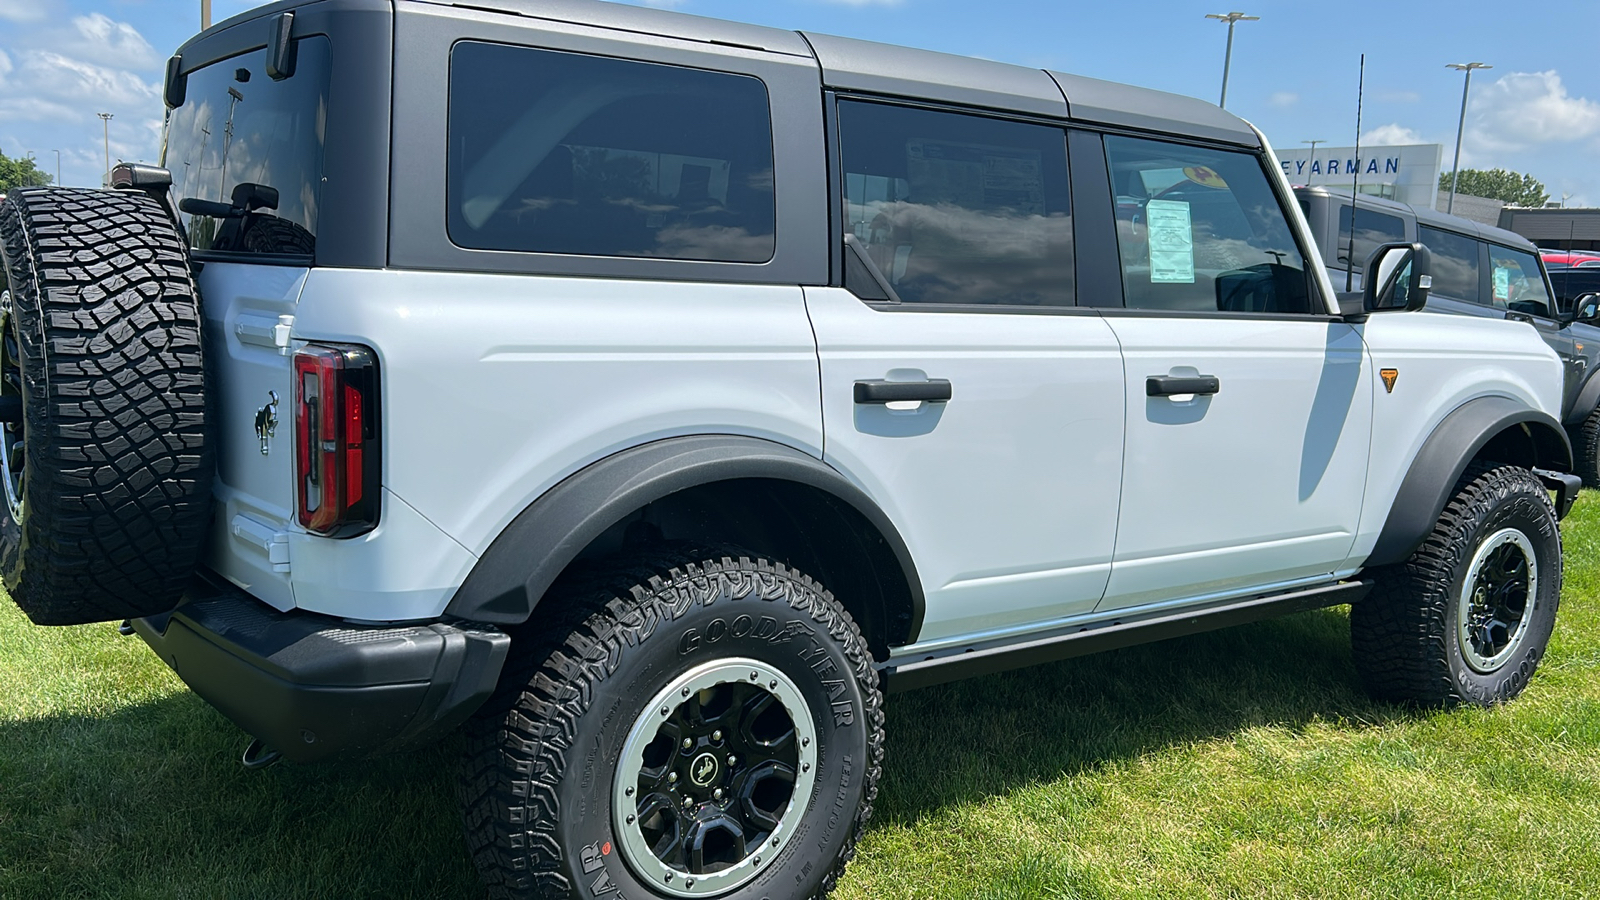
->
[1346,53,1365,293]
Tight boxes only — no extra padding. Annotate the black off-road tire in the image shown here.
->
[0,188,212,626]
[1351,464,1561,706]
[460,546,885,900]
[1570,407,1600,488]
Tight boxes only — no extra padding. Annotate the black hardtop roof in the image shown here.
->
[1296,185,1538,251]
[193,0,1261,147]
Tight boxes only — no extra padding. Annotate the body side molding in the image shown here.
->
[885,579,1371,691]
[1366,396,1571,568]
[442,435,925,632]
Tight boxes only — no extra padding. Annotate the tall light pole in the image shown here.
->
[202,0,211,31]
[97,113,114,182]
[1302,139,1326,181]
[1206,11,1259,109]
[1445,62,1491,215]
[52,150,60,187]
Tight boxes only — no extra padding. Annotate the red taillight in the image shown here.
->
[294,343,380,537]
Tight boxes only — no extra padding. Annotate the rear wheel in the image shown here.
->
[460,547,884,899]
[1351,464,1560,706]
[0,188,212,625]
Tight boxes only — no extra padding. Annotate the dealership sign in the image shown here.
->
[1281,157,1402,177]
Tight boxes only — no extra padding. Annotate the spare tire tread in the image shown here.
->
[0,187,212,625]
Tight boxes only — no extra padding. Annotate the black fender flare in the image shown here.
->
[442,435,925,631]
[1564,367,1600,426]
[1366,396,1571,567]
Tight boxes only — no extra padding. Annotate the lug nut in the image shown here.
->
[802,737,810,747]
[626,786,634,796]
[727,755,738,767]
[668,772,678,783]
[713,788,724,800]
[772,836,780,846]
[769,680,777,689]
[661,705,670,716]
[627,814,635,824]
[682,687,690,697]
[711,730,722,742]
[750,671,759,680]
[803,762,810,772]
[682,738,693,749]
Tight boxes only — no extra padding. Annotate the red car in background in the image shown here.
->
[1539,249,1600,269]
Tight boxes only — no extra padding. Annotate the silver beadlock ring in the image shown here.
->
[612,657,818,897]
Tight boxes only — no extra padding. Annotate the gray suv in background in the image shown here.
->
[1297,185,1600,485]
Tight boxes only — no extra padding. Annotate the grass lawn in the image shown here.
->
[6,496,1600,899]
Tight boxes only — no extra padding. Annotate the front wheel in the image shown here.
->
[1352,464,1561,706]
[460,548,885,900]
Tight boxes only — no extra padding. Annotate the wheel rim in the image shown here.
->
[1458,527,1537,673]
[613,657,818,897]
[0,287,23,523]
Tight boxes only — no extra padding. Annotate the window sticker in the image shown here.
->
[1146,199,1195,284]
[1183,165,1229,189]
[1493,266,1511,303]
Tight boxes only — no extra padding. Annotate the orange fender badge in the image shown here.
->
[1380,368,1399,393]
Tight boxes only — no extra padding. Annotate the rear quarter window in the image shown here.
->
[446,43,776,264]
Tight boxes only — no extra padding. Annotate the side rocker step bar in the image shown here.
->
[884,579,1372,692]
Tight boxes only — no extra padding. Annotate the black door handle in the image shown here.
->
[854,379,953,404]
[1146,375,1220,397]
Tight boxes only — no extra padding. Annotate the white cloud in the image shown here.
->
[63,13,161,72]
[0,0,48,23]
[1468,70,1600,153]
[1268,91,1297,109]
[1361,123,1424,146]
[19,51,160,109]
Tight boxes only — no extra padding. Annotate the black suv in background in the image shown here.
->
[1297,185,1600,484]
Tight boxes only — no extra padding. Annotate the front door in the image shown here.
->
[1093,134,1373,612]
[810,99,1125,647]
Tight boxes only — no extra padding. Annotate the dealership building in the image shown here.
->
[1272,143,1443,210]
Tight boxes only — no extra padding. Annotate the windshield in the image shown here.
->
[161,37,330,259]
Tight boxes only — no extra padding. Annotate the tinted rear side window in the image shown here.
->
[1336,204,1405,270]
[838,100,1073,306]
[162,37,330,257]
[1418,226,1481,304]
[447,42,776,263]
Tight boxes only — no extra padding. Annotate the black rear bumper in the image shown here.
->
[133,575,509,763]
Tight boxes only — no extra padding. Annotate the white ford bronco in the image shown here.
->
[0,1,1582,898]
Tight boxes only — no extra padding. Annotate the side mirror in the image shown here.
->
[1363,242,1432,313]
[1574,292,1600,325]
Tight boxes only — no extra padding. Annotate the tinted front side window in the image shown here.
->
[839,100,1073,306]
[162,37,330,257]
[448,43,775,263]
[1336,204,1405,270]
[1489,244,1554,317]
[1418,226,1480,304]
[1105,136,1311,314]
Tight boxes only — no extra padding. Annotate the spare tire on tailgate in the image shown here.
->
[0,187,212,626]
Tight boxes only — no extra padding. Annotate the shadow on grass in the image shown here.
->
[872,606,1420,823]
[0,607,1407,898]
[0,692,481,899]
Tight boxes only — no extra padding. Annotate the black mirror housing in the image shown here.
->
[1574,292,1600,325]
[1362,242,1432,314]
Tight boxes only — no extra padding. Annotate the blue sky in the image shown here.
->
[2,0,1597,204]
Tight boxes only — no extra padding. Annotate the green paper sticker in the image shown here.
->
[1146,199,1195,284]
[1493,266,1511,303]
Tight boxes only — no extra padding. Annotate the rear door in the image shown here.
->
[163,36,333,608]
[809,99,1126,647]
[1089,133,1372,613]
